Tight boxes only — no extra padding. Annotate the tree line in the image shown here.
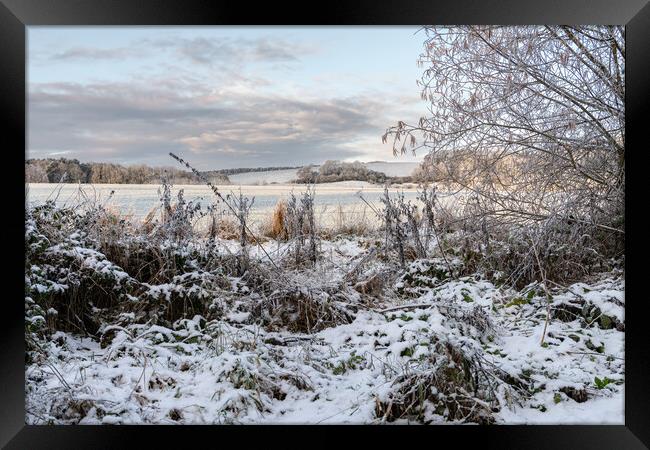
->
[25,158,231,185]
[294,160,413,185]
[207,166,302,176]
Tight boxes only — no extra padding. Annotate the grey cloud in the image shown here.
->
[51,47,145,61]
[28,79,389,169]
[43,35,308,68]
[173,36,303,67]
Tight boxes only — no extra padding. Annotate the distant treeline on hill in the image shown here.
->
[207,166,302,176]
[26,157,425,186]
[25,158,231,185]
[294,160,414,185]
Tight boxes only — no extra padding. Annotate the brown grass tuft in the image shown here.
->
[212,217,240,240]
[260,200,288,240]
[140,207,158,234]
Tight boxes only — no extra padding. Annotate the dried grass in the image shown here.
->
[259,200,289,240]
[250,285,355,334]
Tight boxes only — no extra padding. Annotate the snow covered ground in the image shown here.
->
[25,230,624,424]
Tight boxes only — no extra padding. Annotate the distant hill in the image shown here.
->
[205,166,302,176]
[25,158,422,186]
[364,161,419,177]
[228,168,302,185]
[293,160,415,185]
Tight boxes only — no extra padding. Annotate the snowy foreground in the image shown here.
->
[26,233,624,425]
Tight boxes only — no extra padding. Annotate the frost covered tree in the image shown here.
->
[385,26,625,239]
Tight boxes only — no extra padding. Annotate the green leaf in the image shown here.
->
[505,297,529,308]
[594,376,614,389]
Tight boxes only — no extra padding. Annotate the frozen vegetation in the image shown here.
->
[25,24,625,426]
[25,179,624,425]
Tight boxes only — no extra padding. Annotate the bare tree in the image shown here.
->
[384,26,624,284]
[385,26,624,233]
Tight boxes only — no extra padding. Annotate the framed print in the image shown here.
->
[1,0,648,448]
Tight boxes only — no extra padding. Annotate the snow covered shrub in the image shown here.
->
[250,286,355,333]
[237,261,358,333]
[396,258,464,296]
[27,245,135,334]
[138,269,230,326]
[219,357,286,403]
[26,202,136,334]
[375,339,499,424]
[374,295,519,424]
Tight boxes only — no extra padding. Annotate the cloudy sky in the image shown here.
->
[28,27,427,170]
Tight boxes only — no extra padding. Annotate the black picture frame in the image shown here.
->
[2,1,647,448]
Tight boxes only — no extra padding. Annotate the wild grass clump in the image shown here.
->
[259,200,289,240]
[433,216,622,290]
[376,340,492,423]
[375,336,520,424]
[236,261,357,333]
[319,204,373,238]
[207,217,241,240]
[258,189,320,268]
[252,288,355,333]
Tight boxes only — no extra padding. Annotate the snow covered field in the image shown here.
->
[365,161,420,177]
[224,162,420,185]
[26,183,423,229]
[228,168,300,185]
